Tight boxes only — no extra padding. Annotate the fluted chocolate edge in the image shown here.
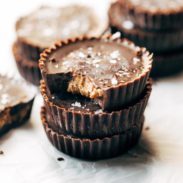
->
[41,107,144,160]
[109,2,183,52]
[118,0,183,30]
[13,41,42,86]
[16,39,44,61]
[40,80,151,138]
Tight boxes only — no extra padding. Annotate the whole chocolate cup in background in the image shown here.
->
[13,41,42,86]
[109,2,183,53]
[119,0,183,31]
[15,5,109,61]
[0,75,37,136]
[151,49,183,77]
[39,36,152,111]
[40,80,152,138]
[41,107,145,160]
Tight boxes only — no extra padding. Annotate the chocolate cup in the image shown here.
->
[109,2,183,53]
[17,39,44,61]
[39,36,152,110]
[13,41,42,86]
[151,49,183,77]
[0,98,34,136]
[15,5,109,61]
[41,107,144,160]
[119,0,183,31]
[40,80,151,138]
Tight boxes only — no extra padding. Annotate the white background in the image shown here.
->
[0,0,183,183]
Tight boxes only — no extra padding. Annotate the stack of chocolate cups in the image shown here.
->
[109,0,183,77]
[12,5,108,85]
[39,36,153,160]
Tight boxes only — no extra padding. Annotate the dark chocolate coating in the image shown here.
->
[41,107,144,160]
[109,2,183,52]
[13,41,42,86]
[41,80,152,138]
[151,48,183,77]
[0,99,34,136]
[0,75,36,136]
[119,0,183,31]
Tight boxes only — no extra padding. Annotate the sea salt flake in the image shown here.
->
[110,51,120,59]
[133,57,140,64]
[87,47,93,52]
[111,77,118,85]
[78,52,85,58]
[123,20,134,30]
[110,59,117,64]
[97,52,102,57]
[71,102,81,107]
[43,28,54,36]
[94,109,103,114]
[95,64,100,68]
[54,64,59,68]
[63,61,69,66]
[93,59,101,64]
[1,93,10,105]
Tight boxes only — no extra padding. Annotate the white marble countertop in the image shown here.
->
[0,0,183,183]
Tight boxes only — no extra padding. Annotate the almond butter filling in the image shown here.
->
[67,75,103,99]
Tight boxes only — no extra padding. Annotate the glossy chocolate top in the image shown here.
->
[128,0,183,13]
[0,75,36,111]
[16,5,107,48]
[46,39,151,89]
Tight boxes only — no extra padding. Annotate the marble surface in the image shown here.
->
[0,0,183,183]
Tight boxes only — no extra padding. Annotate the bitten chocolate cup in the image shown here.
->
[151,49,183,77]
[15,5,109,61]
[119,0,183,31]
[13,41,42,86]
[0,75,37,136]
[40,80,151,138]
[39,36,152,110]
[41,107,144,160]
[109,2,183,53]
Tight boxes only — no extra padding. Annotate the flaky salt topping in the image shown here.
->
[17,5,101,48]
[129,0,183,12]
[0,75,36,111]
[49,41,146,88]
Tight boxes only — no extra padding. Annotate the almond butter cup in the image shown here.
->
[15,5,109,61]
[40,80,151,138]
[119,0,183,30]
[0,75,36,136]
[109,2,183,52]
[151,49,183,77]
[41,107,144,160]
[0,100,34,136]
[39,36,152,110]
[13,41,42,86]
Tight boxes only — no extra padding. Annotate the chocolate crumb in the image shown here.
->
[50,58,57,63]
[136,50,143,57]
[0,150,4,155]
[145,126,150,131]
[57,157,64,161]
